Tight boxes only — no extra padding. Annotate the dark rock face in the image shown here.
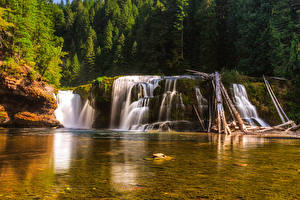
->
[0,66,61,128]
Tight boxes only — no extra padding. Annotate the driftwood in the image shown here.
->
[288,124,300,132]
[274,120,295,129]
[220,83,245,132]
[186,69,214,79]
[215,72,231,135]
[186,69,299,135]
[192,104,206,131]
[263,76,292,124]
[269,76,288,81]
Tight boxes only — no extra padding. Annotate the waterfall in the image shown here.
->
[110,76,161,130]
[232,84,269,127]
[195,87,208,119]
[110,76,197,131]
[158,77,186,121]
[55,90,95,129]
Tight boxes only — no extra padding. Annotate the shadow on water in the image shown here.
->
[0,128,300,199]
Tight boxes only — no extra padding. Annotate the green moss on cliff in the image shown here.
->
[74,84,92,101]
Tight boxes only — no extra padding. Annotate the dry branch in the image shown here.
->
[192,104,206,131]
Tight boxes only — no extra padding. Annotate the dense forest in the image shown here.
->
[0,0,299,87]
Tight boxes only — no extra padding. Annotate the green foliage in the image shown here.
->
[0,1,65,86]
[1,0,299,123]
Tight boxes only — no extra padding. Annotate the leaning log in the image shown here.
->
[263,76,291,124]
[215,72,231,134]
[220,83,246,132]
[192,104,206,131]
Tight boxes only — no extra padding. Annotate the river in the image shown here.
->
[0,128,299,199]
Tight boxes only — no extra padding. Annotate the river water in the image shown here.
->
[0,128,299,199]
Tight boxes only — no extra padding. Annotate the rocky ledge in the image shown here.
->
[0,65,61,128]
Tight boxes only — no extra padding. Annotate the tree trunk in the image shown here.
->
[181,20,184,59]
[215,72,230,134]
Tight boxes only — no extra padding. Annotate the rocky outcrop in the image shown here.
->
[0,65,61,127]
[74,76,119,128]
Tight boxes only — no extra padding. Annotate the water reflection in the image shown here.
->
[54,132,73,173]
[0,129,299,199]
[110,135,146,191]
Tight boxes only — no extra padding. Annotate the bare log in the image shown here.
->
[263,76,292,124]
[192,104,206,131]
[269,76,288,81]
[220,83,246,132]
[215,72,231,134]
[215,72,222,133]
[274,121,295,129]
[186,69,214,79]
[289,124,300,132]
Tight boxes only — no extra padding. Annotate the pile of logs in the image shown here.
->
[187,70,300,135]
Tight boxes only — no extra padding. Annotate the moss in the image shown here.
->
[73,84,92,101]
[92,76,120,103]
[91,76,120,128]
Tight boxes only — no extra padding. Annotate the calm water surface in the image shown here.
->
[0,128,300,200]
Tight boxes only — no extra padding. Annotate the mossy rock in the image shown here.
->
[91,76,120,128]
[74,84,92,101]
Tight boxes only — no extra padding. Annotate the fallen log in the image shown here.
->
[220,83,246,132]
[186,69,213,79]
[287,124,300,132]
[192,104,206,131]
[274,121,295,129]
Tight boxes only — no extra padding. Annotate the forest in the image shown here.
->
[0,0,299,87]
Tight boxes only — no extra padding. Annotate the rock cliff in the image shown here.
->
[0,65,61,127]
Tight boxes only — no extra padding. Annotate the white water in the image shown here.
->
[158,77,186,121]
[110,76,161,130]
[55,90,95,129]
[232,84,269,127]
[110,76,194,131]
[195,87,208,118]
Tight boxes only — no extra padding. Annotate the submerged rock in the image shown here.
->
[144,153,173,161]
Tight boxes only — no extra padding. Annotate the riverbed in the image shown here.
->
[0,128,300,199]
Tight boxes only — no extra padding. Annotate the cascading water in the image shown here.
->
[55,90,95,129]
[110,76,161,130]
[158,77,186,122]
[232,84,269,127]
[110,75,203,131]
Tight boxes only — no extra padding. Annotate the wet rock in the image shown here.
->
[233,163,248,167]
[153,153,166,158]
[144,153,173,161]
